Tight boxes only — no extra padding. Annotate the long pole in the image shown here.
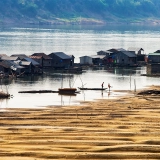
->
[134,79,136,92]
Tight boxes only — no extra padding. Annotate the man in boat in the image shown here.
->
[101,82,104,89]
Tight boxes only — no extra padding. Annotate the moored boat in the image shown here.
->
[58,88,78,95]
[78,87,107,90]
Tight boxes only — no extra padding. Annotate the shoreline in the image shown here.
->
[1,85,160,159]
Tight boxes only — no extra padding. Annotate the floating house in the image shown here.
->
[148,53,160,63]
[115,51,137,66]
[79,56,93,65]
[2,60,25,75]
[128,47,146,63]
[103,48,137,66]
[48,52,73,69]
[0,62,11,77]
[91,55,106,65]
[30,53,52,68]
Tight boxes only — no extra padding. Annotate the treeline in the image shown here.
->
[0,0,160,24]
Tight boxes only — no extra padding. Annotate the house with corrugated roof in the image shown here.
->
[79,56,93,65]
[30,53,52,68]
[99,48,137,66]
[128,47,144,55]
[90,55,106,65]
[114,51,137,66]
[48,52,73,69]
[128,47,146,63]
[2,60,25,75]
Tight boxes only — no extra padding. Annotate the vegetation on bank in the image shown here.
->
[0,0,160,24]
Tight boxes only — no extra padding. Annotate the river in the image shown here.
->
[0,24,160,108]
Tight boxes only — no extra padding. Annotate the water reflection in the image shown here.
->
[0,66,159,109]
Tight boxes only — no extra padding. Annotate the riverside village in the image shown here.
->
[0,47,159,78]
[0,46,160,97]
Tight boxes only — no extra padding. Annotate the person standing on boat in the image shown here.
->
[101,82,104,89]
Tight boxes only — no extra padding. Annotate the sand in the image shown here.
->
[0,85,160,159]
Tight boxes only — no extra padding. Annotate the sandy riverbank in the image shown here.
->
[0,85,160,159]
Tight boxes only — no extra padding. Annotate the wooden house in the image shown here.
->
[128,47,145,62]
[2,60,25,75]
[91,55,106,65]
[0,62,11,76]
[115,51,137,66]
[21,58,41,74]
[48,52,73,69]
[148,53,160,63]
[14,57,41,74]
[30,53,52,68]
[103,48,137,66]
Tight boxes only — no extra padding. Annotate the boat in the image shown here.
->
[58,74,79,95]
[0,91,10,98]
[58,88,77,95]
[78,87,107,90]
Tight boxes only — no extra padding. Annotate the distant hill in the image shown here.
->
[1,0,160,25]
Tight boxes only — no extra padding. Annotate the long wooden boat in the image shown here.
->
[78,87,107,90]
[58,88,78,95]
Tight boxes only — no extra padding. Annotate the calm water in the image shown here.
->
[0,24,160,109]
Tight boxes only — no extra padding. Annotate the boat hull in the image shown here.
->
[58,88,78,95]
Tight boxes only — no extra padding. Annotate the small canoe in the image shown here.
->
[78,88,107,90]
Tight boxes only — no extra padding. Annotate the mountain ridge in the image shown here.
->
[0,0,160,25]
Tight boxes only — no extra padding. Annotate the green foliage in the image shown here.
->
[0,0,160,22]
